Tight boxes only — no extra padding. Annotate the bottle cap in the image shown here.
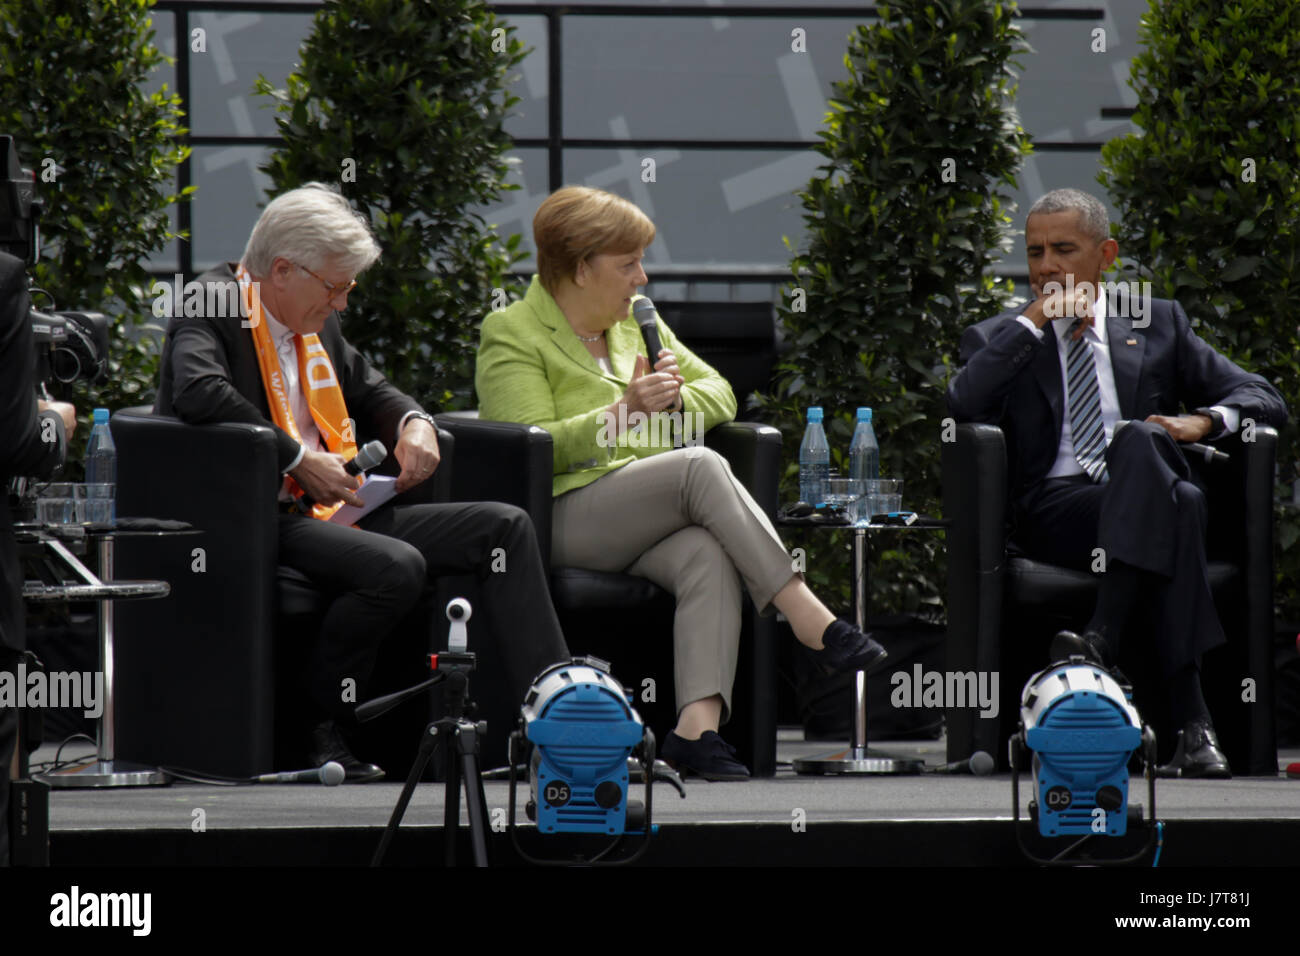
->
[857,407,873,423]
[93,408,110,425]
[807,407,823,423]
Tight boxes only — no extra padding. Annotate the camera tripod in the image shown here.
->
[361,650,492,867]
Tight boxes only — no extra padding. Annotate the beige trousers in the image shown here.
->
[551,447,795,721]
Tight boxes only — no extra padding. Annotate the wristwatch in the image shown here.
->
[403,411,438,432]
[1193,407,1226,438]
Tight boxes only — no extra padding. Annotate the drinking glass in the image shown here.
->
[823,478,865,525]
[861,479,903,520]
[37,483,76,525]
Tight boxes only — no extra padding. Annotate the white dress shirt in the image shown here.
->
[1014,293,1237,480]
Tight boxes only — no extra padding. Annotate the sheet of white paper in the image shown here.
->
[328,474,398,525]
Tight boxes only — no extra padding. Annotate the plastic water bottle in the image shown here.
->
[85,407,116,522]
[849,407,880,482]
[798,407,829,506]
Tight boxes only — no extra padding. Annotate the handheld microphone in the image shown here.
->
[254,761,346,785]
[346,439,387,476]
[632,296,665,367]
[296,440,387,511]
[1113,419,1229,464]
[927,751,995,775]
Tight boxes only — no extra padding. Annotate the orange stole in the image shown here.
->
[240,265,358,520]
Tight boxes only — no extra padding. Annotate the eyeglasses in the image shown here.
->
[295,262,357,301]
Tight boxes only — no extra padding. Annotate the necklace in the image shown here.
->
[575,330,604,343]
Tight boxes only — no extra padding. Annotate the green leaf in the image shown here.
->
[1221,256,1262,282]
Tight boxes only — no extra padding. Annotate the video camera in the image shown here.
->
[1,134,109,389]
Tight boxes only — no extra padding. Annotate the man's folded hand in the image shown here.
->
[1145,413,1213,444]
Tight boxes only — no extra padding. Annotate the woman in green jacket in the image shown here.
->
[476,186,885,780]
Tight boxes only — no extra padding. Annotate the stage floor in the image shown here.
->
[34,733,1300,828]
[29,731,1300,867]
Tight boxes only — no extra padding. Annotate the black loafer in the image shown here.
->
[309,720,386,783]
[1156,717,1231,779]
[1049,629,1111,667]
[661,731,750,782]
[813,620,888,677]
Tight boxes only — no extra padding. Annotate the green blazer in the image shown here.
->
[476,276,737,496]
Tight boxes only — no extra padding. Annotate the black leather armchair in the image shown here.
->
[943,422,1278,775]
[435,412,783,776]
[110,407,454,778]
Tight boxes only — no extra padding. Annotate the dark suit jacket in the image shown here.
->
[946,297,1288,502]
[1,252,68,651]
[154,263,420,475]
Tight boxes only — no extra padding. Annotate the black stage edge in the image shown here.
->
[46,816,1300,868]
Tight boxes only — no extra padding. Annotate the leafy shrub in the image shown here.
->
[0,0,190,425]
[762,0,1032,616]
[257,0,527,411]
[1098,0,1300,624]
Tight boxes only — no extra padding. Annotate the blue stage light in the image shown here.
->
[517,657,649,836]
[1017,662,1144,837]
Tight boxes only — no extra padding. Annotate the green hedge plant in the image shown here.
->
[0,0,190,421]
[257,0,527,411]
[762,0,1032,615]
[1098,0,1300,625]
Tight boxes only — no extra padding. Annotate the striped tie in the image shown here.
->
[1065,325,1109,482]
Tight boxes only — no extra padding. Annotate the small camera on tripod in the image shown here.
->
[1,134,110,391]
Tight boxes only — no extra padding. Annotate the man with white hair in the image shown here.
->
[155,183,569,780]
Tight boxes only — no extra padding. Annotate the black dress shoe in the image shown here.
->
[1049,629,1111,667]
[813,620,888,677]
[1156,717,1231,779]
[309,720,386,783]
[661,731,750,781]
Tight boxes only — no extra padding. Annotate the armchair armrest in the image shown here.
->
[1236,425,1277,616]
[434,412,555,561]
[704,421,783,519]
[942,422,1009,763]
[1238,425,1278,773]
[113,407,279,561]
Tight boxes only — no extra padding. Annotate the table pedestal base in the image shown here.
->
[35,760,170,789]
[793,747,924,775]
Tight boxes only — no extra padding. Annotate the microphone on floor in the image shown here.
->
[927,751,995,775]
[254,762,346,786]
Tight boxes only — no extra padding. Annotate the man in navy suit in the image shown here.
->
[947,189,1287,778]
